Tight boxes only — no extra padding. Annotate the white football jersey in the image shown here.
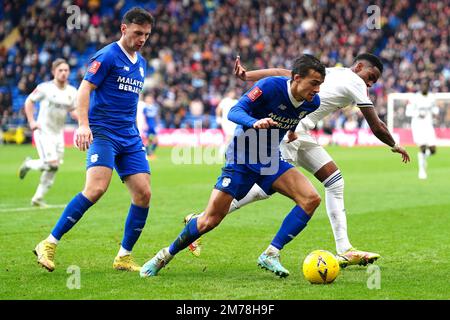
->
[301,67,373,129]
[28,81,77,134]
[405,93,438,124]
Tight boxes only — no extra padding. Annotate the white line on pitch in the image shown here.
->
[0,204,66,213]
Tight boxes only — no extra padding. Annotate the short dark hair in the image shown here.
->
[122,7,154,26]
[291,54,326,79]
[354,53,383,73]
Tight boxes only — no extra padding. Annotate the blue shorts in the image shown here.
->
[86,135,150,181]
[146,127,157,136]
[214,159,294,200]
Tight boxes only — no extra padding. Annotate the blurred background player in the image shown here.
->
[216,89,238,156]
[138,93,160,160]
[140,55,325,278]
[405,81,439,180]
[32,7,154,273]
[19,58,78,207]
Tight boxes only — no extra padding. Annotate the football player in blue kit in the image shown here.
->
[33,7,154,272]
[140,54,326,278]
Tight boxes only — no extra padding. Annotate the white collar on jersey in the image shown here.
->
[116,41,138,64]
[287,80,304,108]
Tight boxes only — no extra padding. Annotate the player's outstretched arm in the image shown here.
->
[234,56,290,82]
[74,80,96,151]
[360,107,410,163]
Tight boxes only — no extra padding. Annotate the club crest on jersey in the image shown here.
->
[139,67,144,78]
[88,61,101,74]
[247,86,263,101]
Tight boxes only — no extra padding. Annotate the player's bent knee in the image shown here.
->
[83,185,108,203]
[197,214,223,233]
[133,189,151,207]
[301,193,321,214]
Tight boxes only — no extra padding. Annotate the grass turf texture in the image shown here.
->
[0,144,449,300]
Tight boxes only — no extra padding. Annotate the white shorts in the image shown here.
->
[280,133,333,174]
[34,130,64,163]
[411,121,436,146]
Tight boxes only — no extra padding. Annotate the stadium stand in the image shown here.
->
[0,0,448,138]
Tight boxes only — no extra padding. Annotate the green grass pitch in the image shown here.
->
[0,144,449,300]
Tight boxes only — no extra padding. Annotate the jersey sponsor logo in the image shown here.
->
[88,61,101,74]
[247,86,263,101]
[222,177,231,187]
[90,154,99,163]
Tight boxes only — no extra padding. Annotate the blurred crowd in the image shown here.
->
[0,0,449,134]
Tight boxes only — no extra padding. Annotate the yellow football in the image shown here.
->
[302,250,340,284]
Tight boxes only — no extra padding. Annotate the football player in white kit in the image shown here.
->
[405,81,438,179]
[186,53,410,267]
[216,89,238,156]
[19,58,78,207]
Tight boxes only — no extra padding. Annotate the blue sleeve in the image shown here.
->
[228,103,258,128]
[227,78,273,127]
[83,49,113,87]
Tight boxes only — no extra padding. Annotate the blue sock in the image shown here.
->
[168,217,200,255]
[121,204,149,251]
[51,193,94,240]
[271,205,311,250]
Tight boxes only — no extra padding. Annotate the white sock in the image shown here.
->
[32,170,56,201]
[27,159,46,170]
[46,234,59,245]
[264,244,280,256]
[418,152,426,173]
[323,171,352,254]
[118,246,131,257]
[228,184,270,214]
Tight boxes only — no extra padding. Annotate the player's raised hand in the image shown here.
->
[234,55,247,81]
[75,125,93,151]
[253,118,278,129]
[391,144,410,163]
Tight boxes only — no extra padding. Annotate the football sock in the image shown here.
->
[264,244,280,256]
[27,159,46,170]
[418,152,426,173]
[46,234,59,245]
[32,170,56,201]
[168,217,200,255]
[51,192,94,240]
[229,184,269,214]
[121,204,149,251]
[118,246,132,257]
[323,170,352,254]
[270,205,311,250]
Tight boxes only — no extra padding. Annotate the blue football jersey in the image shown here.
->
[84,42,146,140]
[226,76,320,168]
